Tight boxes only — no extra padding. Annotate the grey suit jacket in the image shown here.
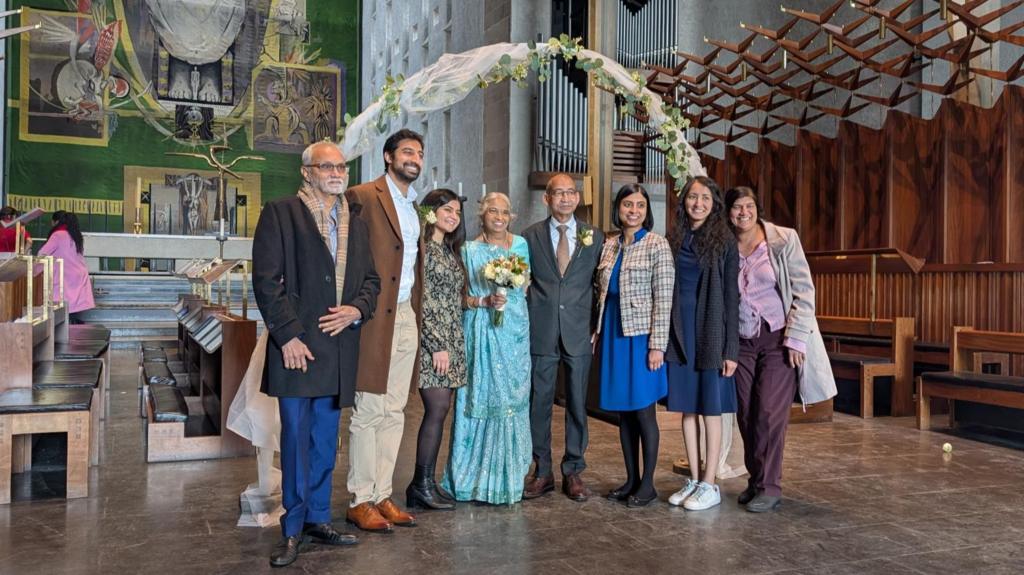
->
[524,217,604,357]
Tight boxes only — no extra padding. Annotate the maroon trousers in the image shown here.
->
[735,324,797,497]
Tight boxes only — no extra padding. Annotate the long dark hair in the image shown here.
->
[669,176,734,266]
[48,211,85,254]
[611,183,654,231]
[420,188,466,271]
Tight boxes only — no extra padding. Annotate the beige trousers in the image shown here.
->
[347,301,418,506]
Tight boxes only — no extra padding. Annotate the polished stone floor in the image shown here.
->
[3,349,1024,575]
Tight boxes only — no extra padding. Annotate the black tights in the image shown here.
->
[616,404,660,498]
[415,388,453,468]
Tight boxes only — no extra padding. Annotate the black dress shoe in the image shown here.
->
[606,483,635,503]
[737,486,757,505]
[269,535,305,568]
[626,491,658,508]
[303,522,359,546]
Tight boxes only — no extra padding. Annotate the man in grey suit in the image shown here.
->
[523,173,605,501]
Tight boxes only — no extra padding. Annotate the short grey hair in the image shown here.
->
[301,141,343,166]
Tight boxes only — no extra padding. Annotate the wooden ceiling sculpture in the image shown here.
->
[638,0,1024,152]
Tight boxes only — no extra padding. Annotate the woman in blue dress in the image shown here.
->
[595,184,674,507]
[665,176,739,512]
[442,192,533,505]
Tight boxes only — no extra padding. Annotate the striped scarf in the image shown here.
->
[297,186,349,305]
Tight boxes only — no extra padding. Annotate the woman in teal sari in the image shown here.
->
[442,192,532,505]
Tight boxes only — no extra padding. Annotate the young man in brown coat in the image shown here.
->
[344,129,425,532]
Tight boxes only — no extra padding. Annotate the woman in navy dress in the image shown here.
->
[665,176,739,511]
[595,184,674,507]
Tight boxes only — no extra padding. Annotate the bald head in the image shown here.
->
[544,173,580,223]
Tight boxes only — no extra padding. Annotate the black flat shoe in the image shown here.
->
[303,522,359,546]
[269,535,305,568]
[606,484,635,503]
[626,491,658,508]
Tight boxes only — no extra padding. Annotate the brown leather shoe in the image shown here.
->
[346,502,393,533]
[522,474,555,499]
[562,473,591,502]
[376,498,417,527]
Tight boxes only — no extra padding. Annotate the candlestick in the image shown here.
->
[135,177,142,210]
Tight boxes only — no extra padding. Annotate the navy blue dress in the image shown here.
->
[666,235,737,415]
[599,229,668,411]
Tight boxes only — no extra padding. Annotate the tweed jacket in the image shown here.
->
[667,236,740,370]
[763,221,836,405]
[594,230,674,352]
[345,175,424,394]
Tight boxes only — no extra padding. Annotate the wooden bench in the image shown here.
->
[0,256,99,503]
[0,387,92,504]
[32,360,104,465]
[819,315,915,418]
[143,297,254,462]
[917,327,1024,431]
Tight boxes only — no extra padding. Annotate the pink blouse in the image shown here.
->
[738,241,806,353]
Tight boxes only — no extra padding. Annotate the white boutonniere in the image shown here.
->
[578,227,594,247]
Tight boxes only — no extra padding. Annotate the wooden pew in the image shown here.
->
[143,296,255,462]
[917,328,1024,431]
[818,315,915,418]
[0,256,100,503]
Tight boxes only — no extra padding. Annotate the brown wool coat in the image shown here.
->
[345,175,424,394]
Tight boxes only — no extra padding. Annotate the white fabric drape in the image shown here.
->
[340,42,706,179]
[145,0,246,65]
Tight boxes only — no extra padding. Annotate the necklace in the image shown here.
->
[480,233,510,250]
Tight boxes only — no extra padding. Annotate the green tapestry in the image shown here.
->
[5,0,361,237]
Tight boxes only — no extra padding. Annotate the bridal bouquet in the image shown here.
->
[482,254,529,326]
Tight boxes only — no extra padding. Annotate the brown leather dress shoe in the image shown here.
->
[562,473,591,502]
[522,474,555,499]
[376,497,417,527]
[346,502,394,533]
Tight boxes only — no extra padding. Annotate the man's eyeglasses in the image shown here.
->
[548,189,579,199]
[305,163,349,173]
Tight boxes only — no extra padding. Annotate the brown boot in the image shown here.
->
[345,502,393,533]
[376,497,417,527]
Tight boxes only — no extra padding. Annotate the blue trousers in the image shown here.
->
[278,395,341,537]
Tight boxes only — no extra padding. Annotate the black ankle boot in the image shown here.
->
[406,464,455,511]
[423,463,456,503]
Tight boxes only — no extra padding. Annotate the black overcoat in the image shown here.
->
[252,196,380,405]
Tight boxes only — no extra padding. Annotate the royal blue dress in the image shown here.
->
[599,229,668,411]
[666,234,737,415]
[442,237,533,505]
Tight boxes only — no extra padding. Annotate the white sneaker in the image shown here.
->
[668,478,699,506]
[683,481,721,511]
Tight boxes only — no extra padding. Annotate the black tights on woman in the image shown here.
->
[615,404,660,499]
[415,388,453,467]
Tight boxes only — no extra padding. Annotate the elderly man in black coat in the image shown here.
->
[253,141,379,568]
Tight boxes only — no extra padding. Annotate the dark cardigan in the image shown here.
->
[667,239,739,370]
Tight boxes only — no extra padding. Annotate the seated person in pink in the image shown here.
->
[38,211,95,323]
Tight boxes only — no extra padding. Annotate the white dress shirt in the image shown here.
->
[386,174,420,303]
[548,215,578,256]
